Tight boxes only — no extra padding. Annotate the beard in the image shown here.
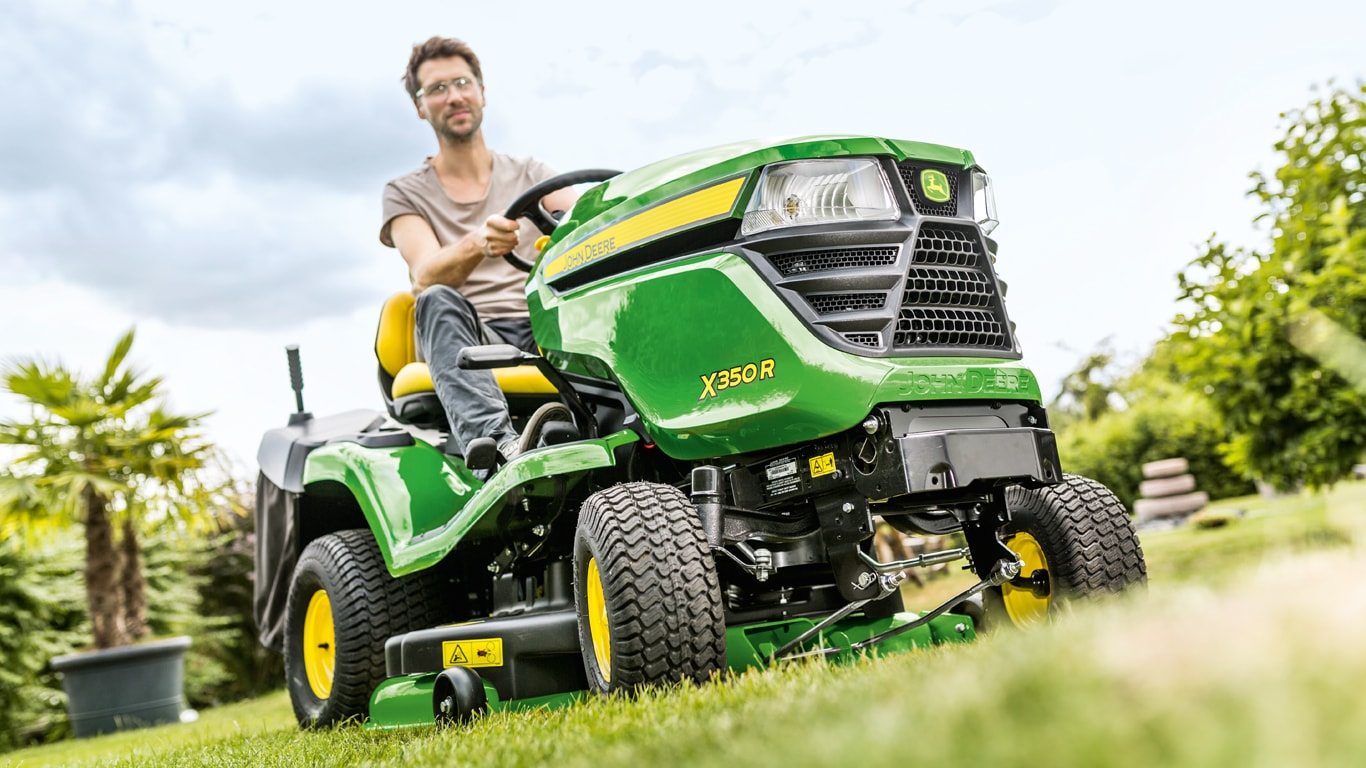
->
[432,106,483,144]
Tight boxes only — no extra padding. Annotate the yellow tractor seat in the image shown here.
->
[375,292,557,429]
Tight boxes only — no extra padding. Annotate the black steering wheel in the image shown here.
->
[501,168,620,272]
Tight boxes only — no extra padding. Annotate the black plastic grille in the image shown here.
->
[903,267,994,308]
[899,163,959,217]
[808,293,887,314]
[768,247,899,276]
[748,219,1014,358]
[912,225,981,267]
[894,308,1006,349]
[844,333,882,347]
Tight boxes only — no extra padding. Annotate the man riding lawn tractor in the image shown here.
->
[254,36,1145,731]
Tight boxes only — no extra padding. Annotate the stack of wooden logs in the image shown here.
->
[1133,457,1209,523]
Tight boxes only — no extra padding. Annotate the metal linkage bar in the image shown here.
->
[857,546,969,574]
[774,556,1022,663]
[768,572,906,662]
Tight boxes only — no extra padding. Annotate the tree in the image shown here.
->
[1048,338,1121,428]
[0,330,233,649]
[1171,83,1366,490]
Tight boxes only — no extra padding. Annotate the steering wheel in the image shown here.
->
[501,168,620,272]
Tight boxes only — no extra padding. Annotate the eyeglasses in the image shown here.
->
[416,77,477,101]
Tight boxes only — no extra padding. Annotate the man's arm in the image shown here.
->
[391,213,522,293]
[542,187,579,220]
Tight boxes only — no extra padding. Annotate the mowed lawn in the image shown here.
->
[6,482,1365,768]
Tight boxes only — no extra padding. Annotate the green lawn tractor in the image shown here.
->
[254,134,1147,728]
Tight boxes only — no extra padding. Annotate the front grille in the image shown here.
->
[894,307,1007,349]
[903,267,994,309]
[895,222,1011,353]
[844,332,882,347]
[746,215,1015,359]
[808,293,886,314]
[912,225,980,266]
[768,247,899,276]
[899,162,960,217]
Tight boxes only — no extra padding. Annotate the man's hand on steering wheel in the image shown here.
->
[500,169,621,272]
[478,215,521,260]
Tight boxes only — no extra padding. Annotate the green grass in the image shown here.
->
[1137,481,1365,587]
[6,482,1366,768]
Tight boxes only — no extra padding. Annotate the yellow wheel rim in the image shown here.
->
[1001,532,1051,626]
[586,557,612,683]
[302,589,335,699]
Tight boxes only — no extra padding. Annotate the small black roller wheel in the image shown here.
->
[573,482,726,694]
[284,529,448,727]
[433,666,488,726]
[984,474,1147,628]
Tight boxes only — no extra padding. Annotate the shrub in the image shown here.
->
[1057,388,1256,510]
[0,535,86,749]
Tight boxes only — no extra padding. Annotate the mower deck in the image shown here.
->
[366,609,975,729]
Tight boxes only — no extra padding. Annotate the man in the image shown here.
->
[380,37,577,463]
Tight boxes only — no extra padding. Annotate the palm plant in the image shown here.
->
[0,330,232,649]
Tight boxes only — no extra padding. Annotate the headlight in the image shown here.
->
[741,158,899,236]
[970,169,999,234]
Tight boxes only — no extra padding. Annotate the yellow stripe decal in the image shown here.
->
[545,176,746,279]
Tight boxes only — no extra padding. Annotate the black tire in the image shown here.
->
[982,474,1147,629]
[283,529,447,727]
[573,482,726,694]
[433,666,488,726]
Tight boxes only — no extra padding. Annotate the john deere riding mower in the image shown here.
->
[255,135,1146,728]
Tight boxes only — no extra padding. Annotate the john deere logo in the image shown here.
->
[920,169,951,203]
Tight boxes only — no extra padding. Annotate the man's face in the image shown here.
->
[414,56,485,143]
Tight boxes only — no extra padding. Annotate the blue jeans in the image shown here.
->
[414,285,536,455]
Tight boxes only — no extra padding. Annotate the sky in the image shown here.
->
[1,0,1363,475]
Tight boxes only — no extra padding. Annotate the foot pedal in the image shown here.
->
[464,437,498,471]
[539,420,579,447]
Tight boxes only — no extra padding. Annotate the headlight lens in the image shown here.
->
[971,169,999,234]
[741,159,899,236]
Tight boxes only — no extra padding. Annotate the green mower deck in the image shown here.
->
[366,609,975,729]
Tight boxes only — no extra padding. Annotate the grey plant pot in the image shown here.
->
[51,636,191,738]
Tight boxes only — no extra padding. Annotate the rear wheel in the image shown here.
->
[573,482,726,694]
[985,474,1147,628]
[284,529,447,727]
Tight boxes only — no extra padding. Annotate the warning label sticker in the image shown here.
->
[809,453,837,478]
[442,638,503,669]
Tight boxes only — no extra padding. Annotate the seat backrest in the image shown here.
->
[376,291,420,379]
[374,292,448,428]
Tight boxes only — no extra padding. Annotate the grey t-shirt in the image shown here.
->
[380,153,557,320]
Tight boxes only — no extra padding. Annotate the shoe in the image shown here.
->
[485,403,572,477]
[517,402,573,455]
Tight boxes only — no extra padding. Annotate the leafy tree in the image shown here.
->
[0,330,234,649]
[1171,83,1366,490]
[1048,338,1120,428]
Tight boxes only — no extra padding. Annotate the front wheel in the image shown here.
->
[985,474,1147,628]
[573,482,726,694]
[283,530,447,727]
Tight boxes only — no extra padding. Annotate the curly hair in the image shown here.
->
[403,36,483,99]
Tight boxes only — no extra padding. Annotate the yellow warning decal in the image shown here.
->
[809,453,837,478]
[545,176,746,279]
[442,638,504,669]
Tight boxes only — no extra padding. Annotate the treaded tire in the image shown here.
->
[284,529,447,727]
[984,474,1147,629]
[573,482,726,694]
